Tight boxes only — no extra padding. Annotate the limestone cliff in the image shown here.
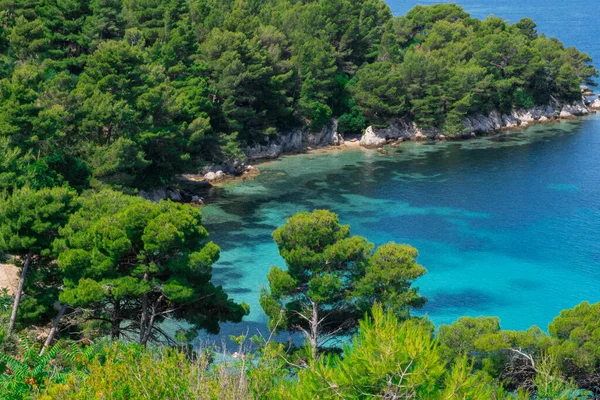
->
[360,101,590,148]
[245,119,344,160]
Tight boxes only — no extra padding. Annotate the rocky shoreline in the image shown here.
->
[242,95,599,156]
[360,99,595,148]
[138,164,260,204]
[140,93,599,204]
[245,119,344,160]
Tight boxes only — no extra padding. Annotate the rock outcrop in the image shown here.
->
[360,101,590,148]
[581,85,595,97]
[202,164,255,182]
[360,121,440,148]
[245,119,343,160]
[138,99,596,204]
[138,177,211,204]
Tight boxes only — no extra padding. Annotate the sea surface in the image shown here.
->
[201,1,600,340]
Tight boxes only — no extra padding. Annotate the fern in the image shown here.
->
[0,335,101,400]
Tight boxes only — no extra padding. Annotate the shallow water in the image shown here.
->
[201,2,600,339]
[203,115,600,336]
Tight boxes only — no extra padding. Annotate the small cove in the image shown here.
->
[202,114,600,338]
[198,0,600,341]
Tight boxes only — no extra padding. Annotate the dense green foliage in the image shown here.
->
[438,301,600,394]
[0,209,599,398]
[0,1,596,190]
[0,187,78,329]
[0,188,247,354]
[0,303,593,399]
[350,8,597,133]
[53,190,249,343]
[260,210,426,356]
[0,2,598,394]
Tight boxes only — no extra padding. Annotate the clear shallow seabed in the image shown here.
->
[201,2,600,340]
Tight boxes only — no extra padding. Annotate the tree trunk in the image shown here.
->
[8,251,32,336]
[40,303,68,356]
[111,300,121,340]
[139,273,149,343]
[309,300,319,361]
[140,292,148,343]
[140,295,164,346]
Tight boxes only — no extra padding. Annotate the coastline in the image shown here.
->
[140,101,598,203]
[215,107,598,183]
[245,102,598,163]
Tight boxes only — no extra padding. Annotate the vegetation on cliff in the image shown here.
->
[0,1,599,398]
[0,1,596,190]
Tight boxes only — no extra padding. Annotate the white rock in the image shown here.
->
[204,172,217,181]
[359,126,387,147]
[560,110,573,118]
[521,112,535,122]
[502,114,520,128]
[413,131,426,141]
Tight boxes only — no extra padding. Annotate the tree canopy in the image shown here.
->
[0,1,595,190]
[438,301,600,394]
[53,190,249,343]
[0,186,78,332]
[260,210,426,357]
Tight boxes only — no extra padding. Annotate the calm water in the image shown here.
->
[389,0,600,84]
[202,2,600,338]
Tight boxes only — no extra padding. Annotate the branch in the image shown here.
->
[509,348,537,372]
[291,309,311,323]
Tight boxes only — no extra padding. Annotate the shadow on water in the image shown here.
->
[422,289,510,315]
[198,114,600,337]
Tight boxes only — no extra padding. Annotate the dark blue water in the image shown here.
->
[202,2,600,337]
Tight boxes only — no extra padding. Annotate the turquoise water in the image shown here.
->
[204,117,600,335]
[201,2,600,338]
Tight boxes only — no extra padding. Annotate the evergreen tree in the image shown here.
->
[0,186,78,335]
[260,210,426,358]
[54,190,249,344]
